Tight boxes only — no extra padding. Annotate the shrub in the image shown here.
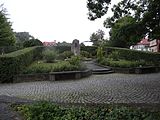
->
[23,39,43,48]
[15,102,160,120]
[105,47,160,66]
[23,60,85,74]
[58,51,74,60]
[42,49,57,63]
[68,56,81,66]
[0,46,43,82]
[96,46,104,62]
[81,46,97,57]
[80,51,91,58]
[107,51,120,61]
[99,59,150,68]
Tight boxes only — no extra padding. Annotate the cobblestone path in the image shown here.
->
[0,73,160,104]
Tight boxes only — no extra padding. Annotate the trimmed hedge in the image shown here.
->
[51,46,97,57]
[105,47,160,65]
[0,46,43,83]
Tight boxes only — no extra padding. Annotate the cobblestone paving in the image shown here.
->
[0,73,160,104]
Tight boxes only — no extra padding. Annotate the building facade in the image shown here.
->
[150,39,160,52]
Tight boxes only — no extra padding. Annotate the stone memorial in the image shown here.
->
[71,39,80,56]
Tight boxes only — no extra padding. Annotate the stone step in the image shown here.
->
[92,69,114,74]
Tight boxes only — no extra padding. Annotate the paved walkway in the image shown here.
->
[0,73,160,104]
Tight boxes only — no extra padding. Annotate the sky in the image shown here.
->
[1,0,121,45]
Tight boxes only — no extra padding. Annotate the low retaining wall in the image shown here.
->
[95,62,160,74]
[111,66,160,74]
[15,69,92,83]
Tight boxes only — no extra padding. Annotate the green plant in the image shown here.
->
[23,39,43,48]
[0,46,43,82]
[68,56,81,66]
[58,51,74,60]
[15,102,160,120]
[107,51,120,61]
[80,51,91,58]
[96,46,104,62]
[42,49,57,63]
[23,60,85,74]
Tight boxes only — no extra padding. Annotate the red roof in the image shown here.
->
[137,38,150,45]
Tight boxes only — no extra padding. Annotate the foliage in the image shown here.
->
[42,49,57,63]
[87,0,160,47]
[23,39,43,48]
[23,60,85,74]
[81,46,97,57]
[15,32,33,43]
[142,0,160,39]
[100,59,148,68]
[68,56,81,66]
[87,0,111,20]
[107,51,120,61]
[56,41,71,46]
[109,16,145,48]
[96,46,104,62]
[58,51,74,60]
[16,102,160,120]
[90,29,105,46]
[105,47,160,66]
[0,5,16,46]
[0,46,43,82]
[80,51,91,58]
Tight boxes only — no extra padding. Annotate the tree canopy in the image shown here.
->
[90,29,106,46]
[0,5,16,47]
[87,0,160,47]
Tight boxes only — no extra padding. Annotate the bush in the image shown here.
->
[42,49,57,63]
[58,51,74,60]
[68,56,81,66]
[96,46,104,61]
[100,59,150,68]
[0,46,43,82]
[15,102,160,120]
[105,47,160,66]
[23,39,43,48]
[107,51,120,61]
[23,60,85,74]
[80,51,91,58]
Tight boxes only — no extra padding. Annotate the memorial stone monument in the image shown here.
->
[71,39,80,56]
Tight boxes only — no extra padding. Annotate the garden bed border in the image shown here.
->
[15,69,92,83]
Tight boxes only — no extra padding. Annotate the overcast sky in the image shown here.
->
[1,0,120,45]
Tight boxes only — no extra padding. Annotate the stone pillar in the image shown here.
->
[71,39,80,56]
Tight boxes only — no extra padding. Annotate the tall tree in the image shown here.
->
[142,0,160,39]
[0,5,16,46]
[109,16,145,48]
[90,29,105,46]
[87,0,111,20]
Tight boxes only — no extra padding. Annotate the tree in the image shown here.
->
[109,16,145,48]
[23,39,43,48]
[87,0,111,20]
[142,0,160,39]
[15,32,34,43]
[87,0,160,41]
[0,5,16,47]
[90,29,105,46]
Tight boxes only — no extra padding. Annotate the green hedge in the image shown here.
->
[105,47,160,65]
[46,46,97,57]
[0,46,43,83]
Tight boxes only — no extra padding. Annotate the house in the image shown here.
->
[150,39,160,52]
[130,38,150,51]
[43,40,56,46]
